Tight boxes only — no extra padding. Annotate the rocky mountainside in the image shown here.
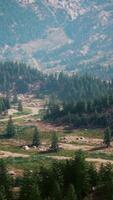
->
[0,0,113,76]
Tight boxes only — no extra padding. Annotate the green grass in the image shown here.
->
[65,128,104,139]
[13,108,32,116]
[39,149,75,158]
[14,125,65,143]
[2,155,57,170]
[86,151,113,161]
[0,124,109,171]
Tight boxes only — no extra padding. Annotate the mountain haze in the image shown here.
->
[0,0,113,75]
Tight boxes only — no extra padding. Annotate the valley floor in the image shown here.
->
[0,95,113,175]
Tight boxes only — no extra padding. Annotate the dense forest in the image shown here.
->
[44,94,113,128]
[42,73,113,128]
[1,61,113,129]
[67,64,113,80]
[1,151,113,200]
[40,73,112,102]
[0,62,43,94]
[0,96,10,114]
[0,62,112,102]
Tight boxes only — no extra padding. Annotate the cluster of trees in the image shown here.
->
[1,151,113,200]
[44,94,113,128]
[40,73,112,102]
[5,116,16,138]
[4,115,112,150]
[1,62,113,103]
[0,62,43,94]
[31,127,59,152]
[4,118,59,152]
[0,96,10,114]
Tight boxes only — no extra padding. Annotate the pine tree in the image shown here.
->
[32,127,40,147]
[5,116,16,138]
[72,151,91,199]
[0,101,2,114]
[50,132,59,152]
[0,186,7,200]
[29,184,41,200]
[99,163,113,200]
[52,181,61,200]
[13,92,18,104]
[104,127,111,147]
[64,184,77,200]
[19,172,32,200]
[0,161,12,200]
[18,101,23,112]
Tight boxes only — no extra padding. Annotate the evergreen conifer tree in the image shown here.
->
[64,184,77,200]
[52,181,61,200]
[0,161,12,200]
[5,116,16,138]
[18,101,23,112]
[32,127,40,147]
[50,132,59,152]
[104,127,111,147]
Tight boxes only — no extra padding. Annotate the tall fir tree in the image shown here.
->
[18,101,23,112]
[50,132,59,152]
[0,161,12,200]
[104,127,111,147]
[64,184,77,200]
[5,116,16,138]
[32,127,40,147]
[52,181,61,200]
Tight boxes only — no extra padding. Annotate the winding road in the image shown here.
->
[0,107,40,122]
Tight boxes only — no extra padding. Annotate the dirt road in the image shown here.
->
[0,107,40,122]
[60,143,92,151]
[0,151,29,158]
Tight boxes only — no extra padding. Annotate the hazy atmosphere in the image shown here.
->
[0,1,113,200]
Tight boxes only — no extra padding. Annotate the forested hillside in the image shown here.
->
[42,73,113,128]
[0,62,43,93]
[1,62,112,101]
[40,73,112,102]
[44,94,113,128]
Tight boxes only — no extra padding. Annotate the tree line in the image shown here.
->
[1,151,113,200]
[0,62,43,94]
[1,62,113,103]
[44,94,113,128]
[40,72,112,102]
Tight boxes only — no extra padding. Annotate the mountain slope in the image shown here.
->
[0,0,113,76]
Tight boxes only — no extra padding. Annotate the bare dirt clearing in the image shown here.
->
[0,151,29,158]
[59,143,92,151]
[61,135,103,146]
